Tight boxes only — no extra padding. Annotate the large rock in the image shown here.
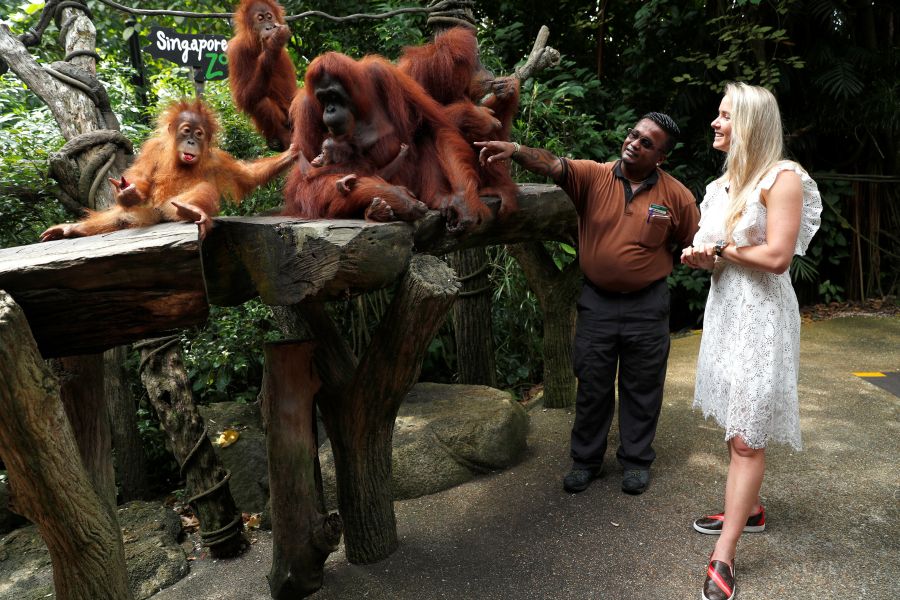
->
[0,501,187,600]
[320,382,529,505]
[119,501,189,598]
[200,402,269,515]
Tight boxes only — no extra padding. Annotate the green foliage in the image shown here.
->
[793,178,852,301]
[817,279,844,304]
[513,60,622,173]
[0,77,67,246]
[671,0,805,90]
[667,265,712,326]
[181,300,281,404]
[489,246,544,392]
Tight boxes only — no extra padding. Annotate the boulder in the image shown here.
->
[119,501,189,598]
[320,382,529,505]
[200,402,269,515]
[0,501,187,600]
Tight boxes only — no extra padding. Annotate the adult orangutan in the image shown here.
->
[40,98,296,241]
[226,0,297,150]
[285,51,489,232]
[399,26,521,219]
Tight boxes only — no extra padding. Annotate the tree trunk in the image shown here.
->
[297,255,459,564]
[0,291,132,600]
[105,345,149,501]
[260,341,342,599]
[52,353,117,516]
[449,247,497,386]
[137,336,246,558]
[0,12,126,212]
[508,243,582,408]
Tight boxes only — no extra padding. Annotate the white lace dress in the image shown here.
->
[692,161,822,450]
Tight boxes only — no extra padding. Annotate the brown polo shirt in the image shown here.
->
[558,159,699,293]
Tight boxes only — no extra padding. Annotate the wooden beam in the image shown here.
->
[201,217,415,307]
[0,185,576,357]
[0,223,206,357]
[414,184,576,254]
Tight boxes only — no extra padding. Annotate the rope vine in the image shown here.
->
[79,0,472,23]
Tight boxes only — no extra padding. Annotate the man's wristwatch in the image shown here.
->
[714,240,728,257]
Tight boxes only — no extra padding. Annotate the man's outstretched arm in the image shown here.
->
[475,141,564,182]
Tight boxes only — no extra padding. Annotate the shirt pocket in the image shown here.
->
[638,214,671,248]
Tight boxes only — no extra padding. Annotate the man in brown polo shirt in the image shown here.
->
[477,113,699,494]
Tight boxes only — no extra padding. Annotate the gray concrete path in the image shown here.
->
[152,316,899,600]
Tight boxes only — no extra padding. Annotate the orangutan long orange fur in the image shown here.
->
[40,98,296,241]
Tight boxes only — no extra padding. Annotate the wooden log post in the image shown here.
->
[310,255,460,563]
[136,336,246,558]
[0,291,132,600]
[52,353,117,515]
[507,242,582,408]
[449,247,498,386]
[260,341,342,599]
[105,346,149,501]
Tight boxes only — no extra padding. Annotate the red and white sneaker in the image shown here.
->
[702,558,735,600]
[693,506,765,535]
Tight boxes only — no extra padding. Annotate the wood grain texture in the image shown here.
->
[0,185,576,357]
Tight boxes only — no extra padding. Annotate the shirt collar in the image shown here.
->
[613,160,659,188]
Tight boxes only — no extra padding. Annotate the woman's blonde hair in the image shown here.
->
[721,82,785,239]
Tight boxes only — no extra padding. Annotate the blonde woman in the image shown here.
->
[680,82,822,600]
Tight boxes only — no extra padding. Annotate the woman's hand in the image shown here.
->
[681,243,717,270]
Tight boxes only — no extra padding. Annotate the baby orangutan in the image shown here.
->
[287,135,427,222]
[40,98,297,241]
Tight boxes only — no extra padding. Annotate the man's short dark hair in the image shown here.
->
[641,112,679,153]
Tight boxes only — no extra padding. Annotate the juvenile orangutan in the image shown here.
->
[226,0,297,149]
[40,98,296,241]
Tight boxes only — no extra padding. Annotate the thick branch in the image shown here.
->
[0,24,98,141]
[515,26,561,81]
[324,255,459,564]
[0,223,207,357]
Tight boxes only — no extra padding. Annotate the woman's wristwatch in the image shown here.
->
[714,240,728,257]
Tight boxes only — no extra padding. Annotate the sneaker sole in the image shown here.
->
[693,522,766,535]
[702,589,735,600]
[563,483,589,493]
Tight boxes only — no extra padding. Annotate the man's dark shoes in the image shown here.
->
[693,506,766,535]
[702,558,735,600]
[621,468,650,494]
[562,467,601,493]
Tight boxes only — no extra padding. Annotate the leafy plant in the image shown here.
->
[181,300,281,404]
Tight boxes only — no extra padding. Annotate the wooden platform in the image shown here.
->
[0,184,575,357]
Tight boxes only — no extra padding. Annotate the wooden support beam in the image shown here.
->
[260,341,342,598]
[0,223,206,357]
[0,291,133,600]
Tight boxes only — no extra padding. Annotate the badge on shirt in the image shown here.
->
[647,203,670,222]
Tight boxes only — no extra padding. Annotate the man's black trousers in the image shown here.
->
[570,278,671,471]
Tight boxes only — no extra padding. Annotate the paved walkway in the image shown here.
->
[153,316,900,600]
